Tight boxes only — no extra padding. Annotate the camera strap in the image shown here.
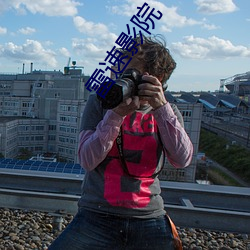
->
[116,128,132,177]
[116,127,164,179]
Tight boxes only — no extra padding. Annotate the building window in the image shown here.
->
[35,146,43,151]
[35,136,44,141]
[59,115,77,123]
[181,110,192,117]
[49,125,56,131]
[36,125,44,131]
[48,135,56,140]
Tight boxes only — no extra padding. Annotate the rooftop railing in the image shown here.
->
[0,169,249,234]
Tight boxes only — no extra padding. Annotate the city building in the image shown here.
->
[0,65,202,182]
[220,71,250,102]
[0,62,90,162]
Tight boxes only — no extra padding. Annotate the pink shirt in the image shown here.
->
[78,102,193,172]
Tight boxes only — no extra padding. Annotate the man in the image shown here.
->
[49,34,193,250]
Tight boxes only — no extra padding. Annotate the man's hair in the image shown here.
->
[120,34,176,84]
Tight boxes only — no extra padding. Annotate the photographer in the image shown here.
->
[49,34,193,250]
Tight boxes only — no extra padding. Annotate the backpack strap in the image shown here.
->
[165,213,183,250]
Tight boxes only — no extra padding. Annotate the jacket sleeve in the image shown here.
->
[153,102,193,168]
[78,94,124,171]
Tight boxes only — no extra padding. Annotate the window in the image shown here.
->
[35,146,43,151]
[59,115,77,123]
[181,110,192,117]
[60,105,78,112]
[36,125,44,131]
[48,135,56,141]
[49,125,56,131]
[35,136,44,141]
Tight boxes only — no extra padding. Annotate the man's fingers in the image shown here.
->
[127,96,140,110]
[124,97,132,106]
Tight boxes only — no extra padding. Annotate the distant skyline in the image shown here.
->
[0,0,249,92]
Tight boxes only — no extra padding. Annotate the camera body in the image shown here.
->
[97,69,145,109]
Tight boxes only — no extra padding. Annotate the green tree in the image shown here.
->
[17,148,33,160]
[199,129,250,183]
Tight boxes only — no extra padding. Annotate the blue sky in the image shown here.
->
[0,0,249,92]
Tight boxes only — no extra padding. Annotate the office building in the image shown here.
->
[0,63,89,162]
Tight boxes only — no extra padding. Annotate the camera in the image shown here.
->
[97,69,145,109]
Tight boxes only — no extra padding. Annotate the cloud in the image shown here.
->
[201,23,219,30]
[18,27,36,35]
[0,0,82,16]
[0,39,57,67]
[171,36,250,59]
[201,19,220,30]
[73,16,110,36]
[72,16,118,63]
[71,37,109,75]
[107,0,212,32]
[73,16,117,45]
[72,38,106,62]
[0,26,7,35]
[59,47,70,57]
[194,0,238,15]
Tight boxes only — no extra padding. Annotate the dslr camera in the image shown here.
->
[97,69,145,109]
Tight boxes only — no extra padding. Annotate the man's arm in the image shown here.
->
[78,95,139,172]
[153,102,193,168]
[78,110,124,171]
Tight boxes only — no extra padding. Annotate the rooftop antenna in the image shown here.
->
[64,57,71,74]
[30,62,33,73]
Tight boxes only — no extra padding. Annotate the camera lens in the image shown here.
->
[97,78,135,109]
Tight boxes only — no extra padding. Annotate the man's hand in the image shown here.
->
[138,73,167,110]
[112,96,140,117]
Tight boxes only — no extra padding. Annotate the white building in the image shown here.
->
[0,64,89,162]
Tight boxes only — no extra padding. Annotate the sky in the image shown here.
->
[0,0,249,92]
